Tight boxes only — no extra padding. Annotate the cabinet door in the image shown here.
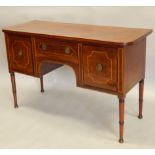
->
[8,35,34,75]
[83,45,117,91]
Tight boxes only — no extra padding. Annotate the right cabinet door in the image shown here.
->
[83,45,117,91]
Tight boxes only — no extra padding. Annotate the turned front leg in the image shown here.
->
[138,79,144,119]
[118,96,125,143]
[10,72,18,108]
[40,76,44,93]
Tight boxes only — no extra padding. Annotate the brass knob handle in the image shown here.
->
[65,47,71,54]
[41,43,47,51]
[18,50,23,57]
[96,63,103,71]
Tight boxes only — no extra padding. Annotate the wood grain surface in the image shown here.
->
[3,20,153,45]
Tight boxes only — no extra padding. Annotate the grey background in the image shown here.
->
[0,6,155,148]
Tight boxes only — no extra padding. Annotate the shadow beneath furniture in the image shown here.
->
[21,86,118,137]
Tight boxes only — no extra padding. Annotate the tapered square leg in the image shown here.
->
[10,72,18,108]
[138,79,144,119]
[40,76,44,93]
[118,96,125,143]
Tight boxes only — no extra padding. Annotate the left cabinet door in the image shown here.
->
[6,34,34,75]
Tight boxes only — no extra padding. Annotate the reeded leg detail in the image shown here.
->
[40,76,44,93]
[118,96,125,143]
[10,72,18,108]
[138,79,144,119]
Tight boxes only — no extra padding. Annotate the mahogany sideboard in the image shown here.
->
[2,20,153,143]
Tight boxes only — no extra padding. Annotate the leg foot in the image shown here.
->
[118,96,125,143]
[41,89,44,93]
[14,104,18,108]
[138,79,144,119]
[10,72,18,108]
[40,76,44,93]
[138,114,143,119]
[119,138,124,143]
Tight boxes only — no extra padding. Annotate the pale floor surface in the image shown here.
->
[0,65,155,149]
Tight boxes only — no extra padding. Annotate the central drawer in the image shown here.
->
[34,37,79,64]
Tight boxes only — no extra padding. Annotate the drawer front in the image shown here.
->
[35,37,78,64]
[8,35,33,74]
[83,45,117,91]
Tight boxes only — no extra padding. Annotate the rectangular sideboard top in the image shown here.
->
[3,20,153,46]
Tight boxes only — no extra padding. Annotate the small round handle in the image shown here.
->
[41,43,47,51]
[65,47,71,54]
[18,50,23,57]
[96,63,103,71]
